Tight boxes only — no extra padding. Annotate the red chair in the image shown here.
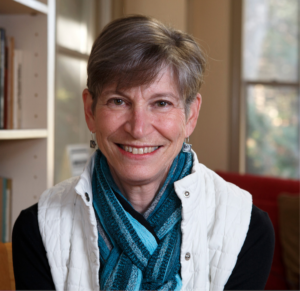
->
[216,171,300,290]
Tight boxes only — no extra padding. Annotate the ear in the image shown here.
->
[185,93,202,138]
[82,88,96,133]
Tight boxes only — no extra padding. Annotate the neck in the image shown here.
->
[108,166,169,213]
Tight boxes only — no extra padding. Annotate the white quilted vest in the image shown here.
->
[38,151,252,291]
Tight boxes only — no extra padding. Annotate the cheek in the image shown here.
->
[95,108,123,132]
[154,110,186,140]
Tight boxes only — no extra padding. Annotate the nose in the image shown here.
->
[124,105,152,139]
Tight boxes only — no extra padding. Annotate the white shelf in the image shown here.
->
[0,129,47,140]
[0,0,48,14]
[0,0,55,233]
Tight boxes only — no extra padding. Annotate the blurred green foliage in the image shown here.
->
[244,0,299,179]
[246,86,299,178]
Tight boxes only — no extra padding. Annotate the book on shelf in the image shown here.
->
[14,49,22,129]
[4,46,8,129]
[0,27,23,130]
[7,37,14,130]
[0,177,12,243]
[0,28,5,129]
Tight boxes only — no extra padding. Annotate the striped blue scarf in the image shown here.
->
[92,148,193,290]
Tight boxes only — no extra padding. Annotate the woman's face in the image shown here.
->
[83,68,201,186]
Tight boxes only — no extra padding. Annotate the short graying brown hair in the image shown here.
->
[87,15,206,115]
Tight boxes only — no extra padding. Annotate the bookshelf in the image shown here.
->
[0,0,55,232]
[0,129,48,139]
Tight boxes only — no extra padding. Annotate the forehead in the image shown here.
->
[102,67,181,97]
[143,68,179,94]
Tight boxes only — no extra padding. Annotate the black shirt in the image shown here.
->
[12,204,274,290]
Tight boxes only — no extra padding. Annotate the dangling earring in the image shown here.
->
[90,132,96,149]
[183,136,192,152]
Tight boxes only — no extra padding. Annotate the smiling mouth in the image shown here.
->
[118,144,160,155]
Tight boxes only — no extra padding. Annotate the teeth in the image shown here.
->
[121,145,159,154]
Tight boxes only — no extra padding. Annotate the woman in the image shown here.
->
[13,16,274,290]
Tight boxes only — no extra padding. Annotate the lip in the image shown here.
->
[118,144,160,148]
[116,143,161,159]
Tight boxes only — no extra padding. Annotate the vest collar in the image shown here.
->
[174,150,203,214]
[74,150,96,205]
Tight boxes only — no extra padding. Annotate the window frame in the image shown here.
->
[229,0,300,176]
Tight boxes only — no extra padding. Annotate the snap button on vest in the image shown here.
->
[85,192,90,202]
[184,191,190,197]
[185,252,191,260]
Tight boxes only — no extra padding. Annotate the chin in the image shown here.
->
[117,166,163,184]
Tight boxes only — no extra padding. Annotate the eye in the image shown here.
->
[113,99,124,105]
[156,101,170,107]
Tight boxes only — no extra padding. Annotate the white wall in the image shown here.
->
[124,0,187,31]
[188,0,231,171]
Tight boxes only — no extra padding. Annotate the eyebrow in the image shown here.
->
[150,92,180,100]
[102,89,179,100]
[101,89,128,98]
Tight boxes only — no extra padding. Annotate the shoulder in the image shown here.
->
[38,177,80,236]
[243,204,275,262]
[247,204,275,247]
[239,204,275,255]
[190,160,253,232]
[13,203,39,239]
[194,163,253,248]
[12,203,46,259]
[196,162,253,206]
[37,178,81,261]
[39,176,80,209]
[191,150,251,198]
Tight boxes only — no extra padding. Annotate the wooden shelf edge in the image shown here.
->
[0,0,48,15]
[15,0,48,14]
[0,129,48,140]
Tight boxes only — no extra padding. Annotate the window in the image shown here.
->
[54,0,95,184]
[242,0,299,179]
